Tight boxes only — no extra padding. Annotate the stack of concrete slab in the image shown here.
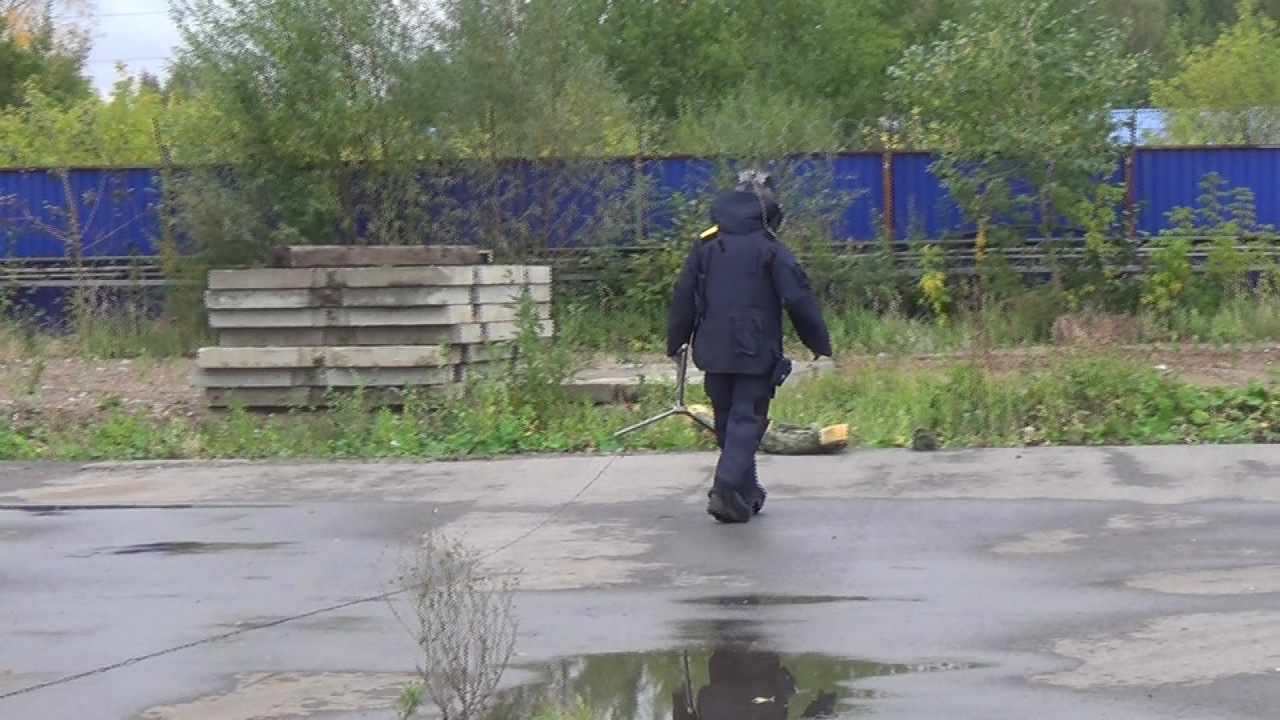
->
[192,246,553,408]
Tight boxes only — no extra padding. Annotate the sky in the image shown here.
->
[83,0,181,94]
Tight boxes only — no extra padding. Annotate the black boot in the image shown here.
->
[744,456,766,515]
[706,482,752,524]
[742,483,767,515]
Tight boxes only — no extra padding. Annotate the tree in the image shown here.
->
[1152,0,1280,144]
[0,5,92,111]
[419,0,651,256]
[578,0,905,136]
[0,65,207,167]
[1165,0,1280,49]
[888,0,1149,238]
[168,0,444,260]
[1104,0,1179,74]
[1,0,94,49]
[426,0,648,158]
[666,77,845,157]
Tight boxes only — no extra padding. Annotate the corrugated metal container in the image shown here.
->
[888,153,1131,240]
[892,152,967,239]
[0,168,162,257]
[641,156,734,239]
[2,148,1278,258]
[828,153,881,241]
[638,154,884,242]
[1134,148,1280,236]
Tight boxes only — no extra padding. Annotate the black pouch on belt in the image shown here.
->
[770,355,793,397]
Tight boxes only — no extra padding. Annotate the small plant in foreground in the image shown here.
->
[387,527,520,720]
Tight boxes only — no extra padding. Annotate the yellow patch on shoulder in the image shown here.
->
[699,225,719,241]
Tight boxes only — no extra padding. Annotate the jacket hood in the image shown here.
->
[710,189,783,235]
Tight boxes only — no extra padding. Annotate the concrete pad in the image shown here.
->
[566,358,835,402]
[1,446,1278,720]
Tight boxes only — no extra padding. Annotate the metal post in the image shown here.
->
[613,343,716,437]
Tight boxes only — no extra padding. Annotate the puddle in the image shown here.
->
[73,541,294,557]
[490,646,986,719]
[135,616,985,719]
[6,506,68,516]
[3,503,201,514]
[135,649,985,720]
[680,594,923,607]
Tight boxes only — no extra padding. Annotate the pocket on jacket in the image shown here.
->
[731,315,761,356]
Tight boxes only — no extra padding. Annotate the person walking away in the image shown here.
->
[665,170,832,524]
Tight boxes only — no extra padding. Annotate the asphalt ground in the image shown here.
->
[1,445,1277,719]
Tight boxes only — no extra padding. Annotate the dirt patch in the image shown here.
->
[834,343,1280,388]
[1035,611,1280,689]
[1126,565,1280,596]
[0,356,201,425]
[1103,512,1210,533]
[991,529,1087,555]
[137,671,415,720]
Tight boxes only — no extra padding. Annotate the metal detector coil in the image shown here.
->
[613,343,715,437]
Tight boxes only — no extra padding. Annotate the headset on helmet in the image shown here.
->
[734,168,783,235]
[734,169,775,195]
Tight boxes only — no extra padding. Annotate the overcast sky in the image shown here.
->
[84,0,181,93]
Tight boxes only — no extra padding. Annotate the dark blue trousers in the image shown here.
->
[703,372,773,491]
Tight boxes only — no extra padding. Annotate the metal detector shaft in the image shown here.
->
[614,343,716,437]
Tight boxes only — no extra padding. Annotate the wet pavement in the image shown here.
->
[1,446,1278,719]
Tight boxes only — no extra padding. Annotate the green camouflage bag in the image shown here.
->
[759,421,847,455]
[688,405,849,455]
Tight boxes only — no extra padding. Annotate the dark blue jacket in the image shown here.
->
[666,189,833,375]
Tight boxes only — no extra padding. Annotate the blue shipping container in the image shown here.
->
[0,168,162,258]
[1134,147,1280,236]
[1,147,1278,259]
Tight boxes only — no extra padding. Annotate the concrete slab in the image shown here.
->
[203,285,552,312]
[197,346,461,370]
[203,286,477,310]
[207,267,477,290]
[0,446,1277,720]
[472,283,553,305]
[212,322,553,348]
[262,244,486,268]
[207,305,477,329]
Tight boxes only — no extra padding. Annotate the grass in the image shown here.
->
[7,280,1280,462]
[529,702,594,720]
[554,287,1280,360]
[4,348,1280,461]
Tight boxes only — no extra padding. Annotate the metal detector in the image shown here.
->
[613,343,716,437]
